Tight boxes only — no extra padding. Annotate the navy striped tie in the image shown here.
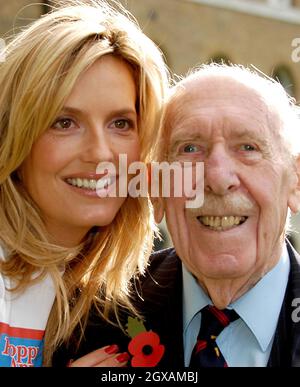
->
[189,305,239,367]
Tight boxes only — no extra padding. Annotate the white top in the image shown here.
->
[0,246,57,367]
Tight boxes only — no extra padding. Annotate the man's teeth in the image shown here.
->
[66,177,111,191]
[198,216,247,230]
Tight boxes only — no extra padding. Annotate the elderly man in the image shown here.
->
[53,64,300,367]
[147,64,300,367]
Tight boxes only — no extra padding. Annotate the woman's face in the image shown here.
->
[21,55,140,247]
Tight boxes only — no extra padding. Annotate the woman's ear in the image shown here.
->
[288,156,300,214]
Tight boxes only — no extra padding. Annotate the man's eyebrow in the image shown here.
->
[229,128,270,147]
[169,131,205,146]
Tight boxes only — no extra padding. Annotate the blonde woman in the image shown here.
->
[0,0,169,367]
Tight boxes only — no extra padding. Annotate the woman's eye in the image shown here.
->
[183,144,200,153]
[52,118,76,130]
[112,119,132,130]
[240,144,257,151]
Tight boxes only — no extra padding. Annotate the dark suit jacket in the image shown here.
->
[52,241,300,367]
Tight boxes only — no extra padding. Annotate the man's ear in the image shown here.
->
[147,162,165,223]
[151,197,165,224]
[288,155,300,214]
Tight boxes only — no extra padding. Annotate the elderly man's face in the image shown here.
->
[157,77,300,288]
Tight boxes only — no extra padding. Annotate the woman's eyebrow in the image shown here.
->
[60,106,137,117]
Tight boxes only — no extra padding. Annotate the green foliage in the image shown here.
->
[126,316,146,338]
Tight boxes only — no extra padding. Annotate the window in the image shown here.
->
[272,65,295,97]
[209,54,232,65]
[292,0,300,7]
[42,1,51,13]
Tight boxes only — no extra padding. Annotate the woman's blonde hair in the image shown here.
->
[0,0,169,365]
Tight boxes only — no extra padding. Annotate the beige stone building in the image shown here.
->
[121,0,300,100]
[1,0,299,98]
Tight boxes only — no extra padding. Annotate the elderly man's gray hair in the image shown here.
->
[167,63,300,159]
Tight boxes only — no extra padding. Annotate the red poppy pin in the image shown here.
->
[126,317,165,367]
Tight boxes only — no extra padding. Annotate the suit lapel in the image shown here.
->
[268,241,300,367]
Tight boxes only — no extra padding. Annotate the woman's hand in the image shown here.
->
[67,345,130,367]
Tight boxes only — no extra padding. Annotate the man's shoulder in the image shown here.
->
[287,240,300,274]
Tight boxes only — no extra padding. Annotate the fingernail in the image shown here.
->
[104,344,119,355]
[116,352,130,363]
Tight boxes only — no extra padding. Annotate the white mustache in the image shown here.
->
[186,193,256,216]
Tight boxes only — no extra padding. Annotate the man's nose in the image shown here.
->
[81,128,114,164]
[204,144,240,195]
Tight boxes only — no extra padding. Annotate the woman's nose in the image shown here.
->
[80,128,115,165]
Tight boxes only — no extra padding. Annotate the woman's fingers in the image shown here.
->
[68,345,130,367]
[94,352,130,367]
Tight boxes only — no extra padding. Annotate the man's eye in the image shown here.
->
[52,118,76,130]
[183,144,200,153]
[240,144,256,151]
